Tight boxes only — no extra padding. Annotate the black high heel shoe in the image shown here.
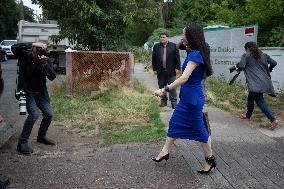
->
[151,153,170,163]
[197,155,217,174]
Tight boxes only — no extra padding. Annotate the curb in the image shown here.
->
[0,122,16,147]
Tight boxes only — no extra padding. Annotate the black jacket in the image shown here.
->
[11,43,56,93]
[152,42,180,78]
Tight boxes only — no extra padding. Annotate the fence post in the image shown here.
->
[128,53,134,88]
[66,52,73,96]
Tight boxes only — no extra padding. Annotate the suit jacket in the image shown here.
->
[152,42,180,78]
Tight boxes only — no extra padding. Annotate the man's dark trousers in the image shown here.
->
[19,89,53,144]
[158,69,177,105]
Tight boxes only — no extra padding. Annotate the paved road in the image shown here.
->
[0,59,23,127]
[0,59,20,147]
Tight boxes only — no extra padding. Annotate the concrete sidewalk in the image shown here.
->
[134,63,284,189]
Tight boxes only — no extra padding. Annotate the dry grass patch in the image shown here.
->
[51,79,165,145]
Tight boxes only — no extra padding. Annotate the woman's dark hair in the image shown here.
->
[185,23,213,76]
[244,41,261,59]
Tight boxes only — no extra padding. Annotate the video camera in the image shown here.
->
[229,62,240,73]
[36,47,50,57]
[228,63,240,85]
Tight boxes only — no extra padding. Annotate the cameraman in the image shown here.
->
[11,42,56,155]
[236,41,278,130]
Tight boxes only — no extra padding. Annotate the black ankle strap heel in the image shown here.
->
[197,155,217,174]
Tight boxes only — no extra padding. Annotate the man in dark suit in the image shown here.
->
[152,32,181,109]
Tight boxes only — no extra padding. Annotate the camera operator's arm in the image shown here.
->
[266,54,277,72]
[236,54,247,71]
[11,42,32,59]
[43,59,56,81]
[32,42,47,49]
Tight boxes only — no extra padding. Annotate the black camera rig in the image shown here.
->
[228,63,241,85]
[36,47,50,57]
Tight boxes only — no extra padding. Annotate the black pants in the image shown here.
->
[19,90,53,144]
[157,70,177,103]
[246,92,275,122]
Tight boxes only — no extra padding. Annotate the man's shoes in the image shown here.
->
[0,179,10,189]
[37,136,56,145]
[17,142,33,155]
[159,101,167,107]
[269,120,279,130]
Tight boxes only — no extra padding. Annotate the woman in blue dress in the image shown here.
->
[151,23,216,174]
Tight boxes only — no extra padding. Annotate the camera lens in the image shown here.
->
[229,66,236,73]
[19,95,27,115]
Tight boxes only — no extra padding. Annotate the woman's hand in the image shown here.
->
[32,42,47,49]
[39,55,48,65]
[154,88,165,97]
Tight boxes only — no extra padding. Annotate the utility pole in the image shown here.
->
[20,0,25,20]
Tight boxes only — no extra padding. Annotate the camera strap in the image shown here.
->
[15,61,21,99]
[15,59,28,99]
[229,72,241,85]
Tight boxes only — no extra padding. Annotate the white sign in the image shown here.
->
[204,25,258,84]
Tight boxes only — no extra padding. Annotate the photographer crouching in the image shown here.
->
[11,42,56,155]
[235,41,278,130]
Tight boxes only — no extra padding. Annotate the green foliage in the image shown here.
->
[0,0,20,40]
[23,5,36,22]
[210,0,284,46]
[33,0,160,50]
[124,0,159,46]
[172,0,217,28]
[267,25,284,47]
[126,46,151,63]
[31,0,283,48]
[205,78,247,110]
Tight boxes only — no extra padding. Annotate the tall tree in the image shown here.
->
[211,0,284,46]
[32,0,159,50]
[124,0,159,46]
[23,5,36,22]
[172,0,217,28]
[0,0,20,40]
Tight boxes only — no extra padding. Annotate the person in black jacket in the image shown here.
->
[11,42,56,155]
[152,32,181,109]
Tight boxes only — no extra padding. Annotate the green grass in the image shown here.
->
[51,78,165,145]
[205,78,248,110]
[205,78,284,128]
